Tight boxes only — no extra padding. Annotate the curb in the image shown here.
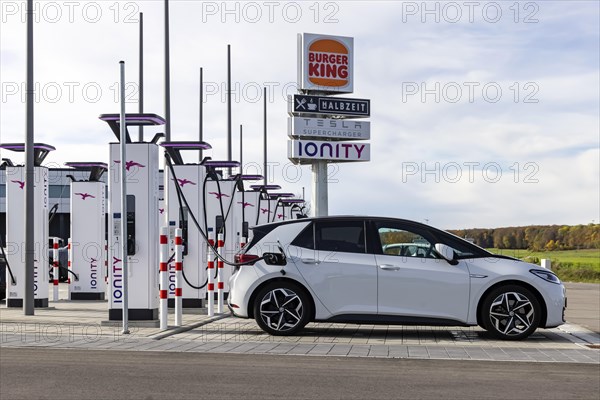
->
[151,313,230,340]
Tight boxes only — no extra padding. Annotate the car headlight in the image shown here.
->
[530,269,561,284]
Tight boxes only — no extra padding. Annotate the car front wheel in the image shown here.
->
[253,282,311,336]
[481,285,541,340]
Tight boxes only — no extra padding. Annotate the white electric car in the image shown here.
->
[228,217,566,340]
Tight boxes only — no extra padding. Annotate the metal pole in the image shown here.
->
[311,161,328,217]
[138,12,144,142]
[163,0,171,248]
[263,87,267,185]
[240,125,245,238]
[199,67,203,161]
[239,125,243,176]
[119,61,130,334]
[164,0,171,141]
[227,45,232,176]
[24,0,34,316]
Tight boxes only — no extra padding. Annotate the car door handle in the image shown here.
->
[300,258,320,265]
[379,264,401,271]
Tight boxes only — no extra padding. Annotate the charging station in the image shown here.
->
[202,161,241,294]
[0,143,54,308]
[161,141,212,308]
[249,184,281,226]
[232,174,264,246]
[64,162,107,300]
[268,193,295,223]
[282,199,306,220]
[100,113,165,321]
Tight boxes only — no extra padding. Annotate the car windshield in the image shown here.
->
[431,229,492,259]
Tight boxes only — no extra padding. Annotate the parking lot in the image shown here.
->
[1,283,598,364]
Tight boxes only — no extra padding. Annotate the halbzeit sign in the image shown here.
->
[288,139,370,163]
[288,117,370,140]
[289,94,370,118]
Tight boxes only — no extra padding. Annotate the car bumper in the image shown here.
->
[543,283,566,328]
[227,268,257,319]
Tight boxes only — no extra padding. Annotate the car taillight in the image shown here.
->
[234,253,260,265]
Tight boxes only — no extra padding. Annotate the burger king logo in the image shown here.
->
[307,38,350,89]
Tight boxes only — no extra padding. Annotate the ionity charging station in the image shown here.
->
[267,193,295,223]
[0,142,55,308]
[64,162,108,300]
[230,174,264,246]
[100,113,165,321]
[161,141,212,307]
[249,184,281,226]
[202,160,241,294]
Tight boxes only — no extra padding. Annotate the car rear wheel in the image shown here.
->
[481,285,541,340]
[253,282,311,336]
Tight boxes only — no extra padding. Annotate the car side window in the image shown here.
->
[291,223,315,250]
[376,223,438,259]
[315,220,366,254]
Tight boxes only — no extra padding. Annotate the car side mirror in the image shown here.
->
[435,243,458,265]
[263,252,287,266]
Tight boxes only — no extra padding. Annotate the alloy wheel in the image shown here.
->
[258,288,304,333]
[489,291,535,337]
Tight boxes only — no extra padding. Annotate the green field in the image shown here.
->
[487,248,600,283]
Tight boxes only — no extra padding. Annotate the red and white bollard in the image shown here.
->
[217,232,224,314]
[67,239,72,285]
[52,237,59,301]
[240,236,247,249]
[207,229,215,317]
[159,227,169,330]
[174,228,183,326]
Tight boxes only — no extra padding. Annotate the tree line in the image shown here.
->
[448,224,599,251]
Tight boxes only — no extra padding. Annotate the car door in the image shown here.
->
[373,220,471,323]
[290,219,377,315]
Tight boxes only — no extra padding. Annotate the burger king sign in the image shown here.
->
[299,33,354,94]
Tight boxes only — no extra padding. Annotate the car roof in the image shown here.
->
[252,215,433,230]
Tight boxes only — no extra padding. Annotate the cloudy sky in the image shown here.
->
[1,1,598,229]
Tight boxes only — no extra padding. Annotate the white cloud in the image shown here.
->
[1,0,598,228]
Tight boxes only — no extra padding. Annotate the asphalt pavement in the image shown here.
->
[564,282,600,334]
[2,348,599,400]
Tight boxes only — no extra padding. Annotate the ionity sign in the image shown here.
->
[288,140,370,163]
